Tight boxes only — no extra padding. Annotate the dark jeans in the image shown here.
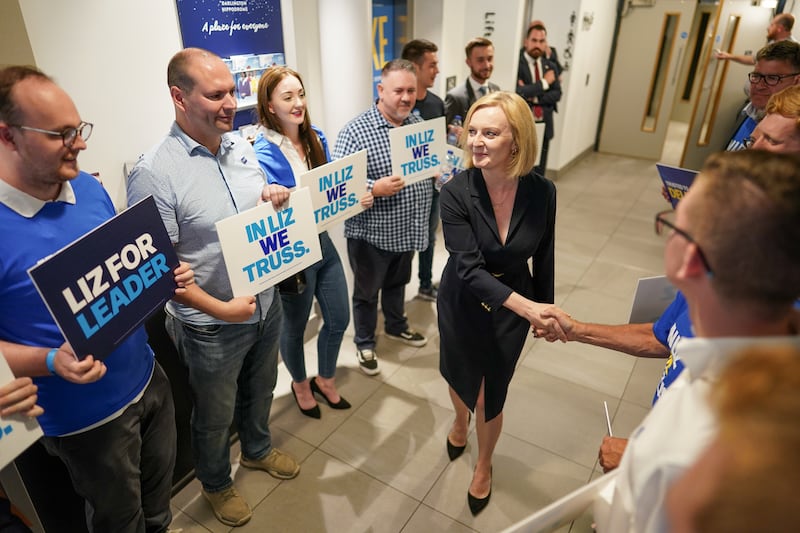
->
[41,362,176,533]
[418,185,439,290]
[347,238,413,350]
[280,231,349,381]
[165,295,281,493]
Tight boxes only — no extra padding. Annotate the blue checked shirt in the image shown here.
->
[333,105,433,253]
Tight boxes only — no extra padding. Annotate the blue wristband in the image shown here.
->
[46,348,58,376]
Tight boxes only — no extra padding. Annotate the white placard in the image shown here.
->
[628,276,678,324]
[389,117,447,185]
[501,471,618,533]
[446,146,466,173]
[297,150,367,232]
[215,188,322,297]
[0,352,43,471]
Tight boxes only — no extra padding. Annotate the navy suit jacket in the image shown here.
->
[444,79,501,126]
[516,50,561,139]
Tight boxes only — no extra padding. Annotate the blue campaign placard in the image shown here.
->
[27,197,179,360]
[656,163,698,209]
[175,0,285,58]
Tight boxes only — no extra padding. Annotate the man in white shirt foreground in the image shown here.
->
[594,149,800,532]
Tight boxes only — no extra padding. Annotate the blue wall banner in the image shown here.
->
[28,197,179,360]
[175,0,284,58]
[175,0,286,128]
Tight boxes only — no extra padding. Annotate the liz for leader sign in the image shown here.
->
[28,197,179,360]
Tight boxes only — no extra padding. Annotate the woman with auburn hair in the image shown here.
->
[253,66,373,418]
[437,91,564,515]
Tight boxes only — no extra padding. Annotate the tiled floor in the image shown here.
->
[169,151,670,532]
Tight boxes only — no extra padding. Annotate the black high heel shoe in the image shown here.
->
[446,412,471,461]
[291,382,321,419]
[310,377,351,409]
[467,467,492,516]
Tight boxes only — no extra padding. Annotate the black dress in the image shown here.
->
[437,167,556,421]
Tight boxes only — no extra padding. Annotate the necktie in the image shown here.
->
[478,86,488,96]
[533,61,544,120]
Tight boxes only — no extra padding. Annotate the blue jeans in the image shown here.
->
[165,296,281,493]
[41,362,176,533]
[280,231,349,381]
[418,185,440,289]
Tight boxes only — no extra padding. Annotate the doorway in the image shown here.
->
[598,0,773,169]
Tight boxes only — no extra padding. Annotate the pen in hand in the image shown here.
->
[603,400,613,437]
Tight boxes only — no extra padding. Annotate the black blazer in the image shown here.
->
[516,50,562,139]
[444,79,501,126]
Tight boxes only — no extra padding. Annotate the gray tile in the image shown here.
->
[240,450,419,533]
[319,384,455,500]
[557,287,632,325]
[522,339,634,398]
[503,367,616,468]
[169,507,214,533]
[401,504,477,533]
[608,398,650,439]
[576,260,660,302]
[555,206,625,236]
[621,356,666,408]
[595,235,665,273]
[384,351,454,412]
[270,367,382,447]
[554,250,594,288]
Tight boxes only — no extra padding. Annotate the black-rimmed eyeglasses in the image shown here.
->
[747,72,800,86]
[654,210,713,274]
[10,121,93,148]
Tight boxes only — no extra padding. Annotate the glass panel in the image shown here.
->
[682,12,711,101]
[642,14,681,132]
[698,15,740,145]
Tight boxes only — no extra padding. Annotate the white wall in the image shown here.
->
[532,0,618,172]
[18,0,182,208]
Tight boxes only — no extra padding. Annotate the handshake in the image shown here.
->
[529,305,577,343]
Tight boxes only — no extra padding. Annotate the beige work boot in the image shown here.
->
[239,448,300,479]
[202,486,252,527]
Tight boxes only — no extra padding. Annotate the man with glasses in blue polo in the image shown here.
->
[0,66,193,532]
[726,39,800,151]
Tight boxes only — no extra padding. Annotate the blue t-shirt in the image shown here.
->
[650,291,694,405]
[0,172,154,436]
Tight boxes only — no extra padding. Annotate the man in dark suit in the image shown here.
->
[517,22,562,176]
[445,37,501,131]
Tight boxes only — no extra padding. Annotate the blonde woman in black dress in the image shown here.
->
[437,91,565,515]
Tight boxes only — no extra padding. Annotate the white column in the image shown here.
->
[318,0,373,141]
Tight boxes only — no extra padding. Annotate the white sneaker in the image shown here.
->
[356,348,380,375]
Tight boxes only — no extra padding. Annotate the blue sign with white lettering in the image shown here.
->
[28,197,179,360]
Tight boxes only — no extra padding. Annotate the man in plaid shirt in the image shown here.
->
[333,59,434,375]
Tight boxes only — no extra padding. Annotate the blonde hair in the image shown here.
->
[765,84,800,134]
[693,345,800,532]
[461,91,538,178]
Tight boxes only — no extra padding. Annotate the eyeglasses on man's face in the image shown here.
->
[654,209,713,274]
[10,121,93,148]
[747,72,800,86]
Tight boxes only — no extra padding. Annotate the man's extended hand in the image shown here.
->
[536,306,577,342]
